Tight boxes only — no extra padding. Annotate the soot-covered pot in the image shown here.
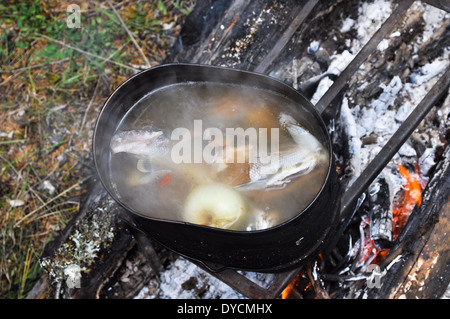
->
[93,64,340,272]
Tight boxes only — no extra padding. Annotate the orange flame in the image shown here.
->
[392,163,423,239]
[363,163,424,265]
[281,281,295,299]
[281,273,301,299]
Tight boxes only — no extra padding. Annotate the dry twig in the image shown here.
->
[80,77,102,134]
[106,0,152,68]
[14,177,90,227]
[34,33,140,71]
[0,58,70,74]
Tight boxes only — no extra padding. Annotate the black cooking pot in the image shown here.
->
[93,64,340,272]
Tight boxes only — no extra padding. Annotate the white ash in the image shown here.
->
[340,97,362,186]
[134,257,275,299]
[372,76,402,115]
[354,0,393,52]
[310,0,394,105]
[420,2,450,44]
[310,76,335,105]
[307,40,320,54]
[135,257,242,299]
[329,1,449,281]
[377,38,390,51]
[324,0,449,186]
[310,50,355,105]
[340,17,355,33]
[410,57,449,85]
[278,0,448,281]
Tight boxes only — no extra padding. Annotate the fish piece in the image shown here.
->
[110,129,169,157]
[111,128,172,186]
[159,172,172,186]
[236,113,328,191]
[249,150,321,190]
[238,149,323,191]
[111,128,216,186]
[279,112,326,154]
[284,124,326,155]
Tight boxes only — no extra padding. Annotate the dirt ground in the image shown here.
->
[0,0,193,298]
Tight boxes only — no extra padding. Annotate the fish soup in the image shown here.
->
[109,82,329,231]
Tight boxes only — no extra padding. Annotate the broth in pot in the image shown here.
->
[109,82,329,231]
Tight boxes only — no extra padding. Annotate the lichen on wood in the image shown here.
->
[40,195,121,298]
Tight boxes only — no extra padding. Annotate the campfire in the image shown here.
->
[280,163,428,299]
[392,163,423,239]
[30,0,449,299]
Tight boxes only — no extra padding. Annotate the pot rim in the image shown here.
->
[93,63,334,234]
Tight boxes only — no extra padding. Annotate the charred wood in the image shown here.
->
[99,240,174,299]
[121,214,165,278]
[367,146,450,298]
[369,177,394,249]
[419,18,450,63]
[306,262,330,299]
[422,0,450,13]
[165,0,233,62]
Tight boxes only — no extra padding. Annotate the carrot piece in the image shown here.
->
[159,173,171,186]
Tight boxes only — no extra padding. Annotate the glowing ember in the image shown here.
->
[392,163,424,239]
[281,163,427,298]
[358,163,425,268]
[359,217,379,267]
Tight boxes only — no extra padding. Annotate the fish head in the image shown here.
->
[110,129,169,157]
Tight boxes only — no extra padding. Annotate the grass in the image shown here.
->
[0,0,194,299]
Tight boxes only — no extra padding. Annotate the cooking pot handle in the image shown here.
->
[187,257,231,273]
[297,73,337,100]
[297,73,340,126]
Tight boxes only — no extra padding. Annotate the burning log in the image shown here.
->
[392,163,424,240]
[367,146,450,299]
[369,162,425,250]
[369,177,394,249]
